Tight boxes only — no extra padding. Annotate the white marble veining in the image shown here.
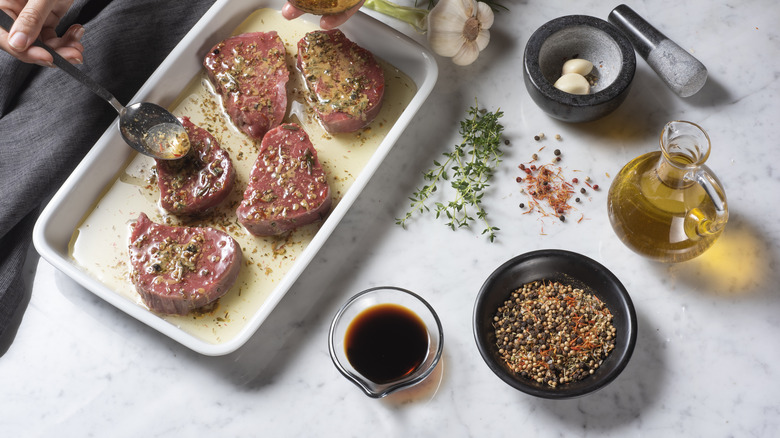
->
[2,0,779,436]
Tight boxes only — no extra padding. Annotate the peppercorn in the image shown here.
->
[572,177,578,184]
[492,281,616,387]
[519,203,525,208]
[592,184,599,190]
[580,188,587,194]
[559,215,565,222]
[505,139,510,145]
[554,149,561,156]
[516,177,523,183]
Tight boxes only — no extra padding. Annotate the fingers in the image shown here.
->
[43,23,83,63]
[281,0,365,30]
[0,20,52,66]
[1,24,83,66]
[7,0,53,51]
[319,1,365,30]
[281,2,305,20]
[321,0,365,30]
[1,0,82,66]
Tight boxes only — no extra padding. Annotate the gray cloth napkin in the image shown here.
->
[0,0,216,346]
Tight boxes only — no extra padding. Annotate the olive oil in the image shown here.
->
[345,304,429,384]
[607,122,728,263]
[608,152,722,262]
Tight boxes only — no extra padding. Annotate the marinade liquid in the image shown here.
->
[345,304,429,384]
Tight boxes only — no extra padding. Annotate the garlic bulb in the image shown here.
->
[427,0,495,66]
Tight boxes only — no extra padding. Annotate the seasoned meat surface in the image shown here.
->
[156,117,235,216]
[297,29,384,133]
[204,31,289,139]
[237,123,331,236]
[128,213,242,315]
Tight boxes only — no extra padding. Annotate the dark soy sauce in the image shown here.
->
[345,304,429,384]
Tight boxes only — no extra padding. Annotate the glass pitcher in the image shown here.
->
[607,121,728,262]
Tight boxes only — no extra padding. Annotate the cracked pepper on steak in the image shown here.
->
[204,31,289,140]
[128,213,243,315]
[156,117,236,216]
[297,29,385,134]
[236,123,332,236]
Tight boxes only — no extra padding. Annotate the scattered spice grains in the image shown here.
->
[492,280,617,387]
[518,160,575,219]
[515,134,601,224]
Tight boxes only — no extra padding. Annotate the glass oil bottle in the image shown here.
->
[607,121,728,263]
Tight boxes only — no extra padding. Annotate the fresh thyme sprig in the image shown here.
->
[396,101,505,242]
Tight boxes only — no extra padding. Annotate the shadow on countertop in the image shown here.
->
[535,308,664,430]
[653,212,778,298]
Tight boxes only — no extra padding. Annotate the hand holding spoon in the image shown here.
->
[0,10,190,160]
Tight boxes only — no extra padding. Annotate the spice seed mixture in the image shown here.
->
[493,280,616,387]
[517,133,601,223]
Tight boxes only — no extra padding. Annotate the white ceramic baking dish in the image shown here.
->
[33,0,437,355]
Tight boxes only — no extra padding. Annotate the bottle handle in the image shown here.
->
[691,168,729,233]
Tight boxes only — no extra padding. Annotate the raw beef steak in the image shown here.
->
[236,123,331,236]
[204,31,289,139]
[297,29,384,133]
[156,117,236,215]
[128,213,242,315]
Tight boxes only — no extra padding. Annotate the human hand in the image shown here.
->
[0,0,84,66]
[281,0,365,30]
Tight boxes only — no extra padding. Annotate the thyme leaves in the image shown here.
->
[396,102,505,242]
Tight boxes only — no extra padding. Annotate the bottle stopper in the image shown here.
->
[608,4,707,97]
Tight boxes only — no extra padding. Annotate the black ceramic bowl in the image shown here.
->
[523,15,636,123]
[473,249,637,399]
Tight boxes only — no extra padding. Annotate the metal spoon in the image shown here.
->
[0,10,189,160]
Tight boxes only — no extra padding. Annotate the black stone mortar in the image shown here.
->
[523,15,636,123]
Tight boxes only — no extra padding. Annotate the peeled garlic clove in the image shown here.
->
[554,73,591,95]
[562,59,594,76]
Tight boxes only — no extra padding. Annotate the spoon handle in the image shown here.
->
[0,9,121,111]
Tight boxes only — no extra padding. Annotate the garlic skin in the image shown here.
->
[554,73,591,95]
[427,0,494,66]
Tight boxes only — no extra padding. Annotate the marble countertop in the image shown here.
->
[3,0,779,436]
